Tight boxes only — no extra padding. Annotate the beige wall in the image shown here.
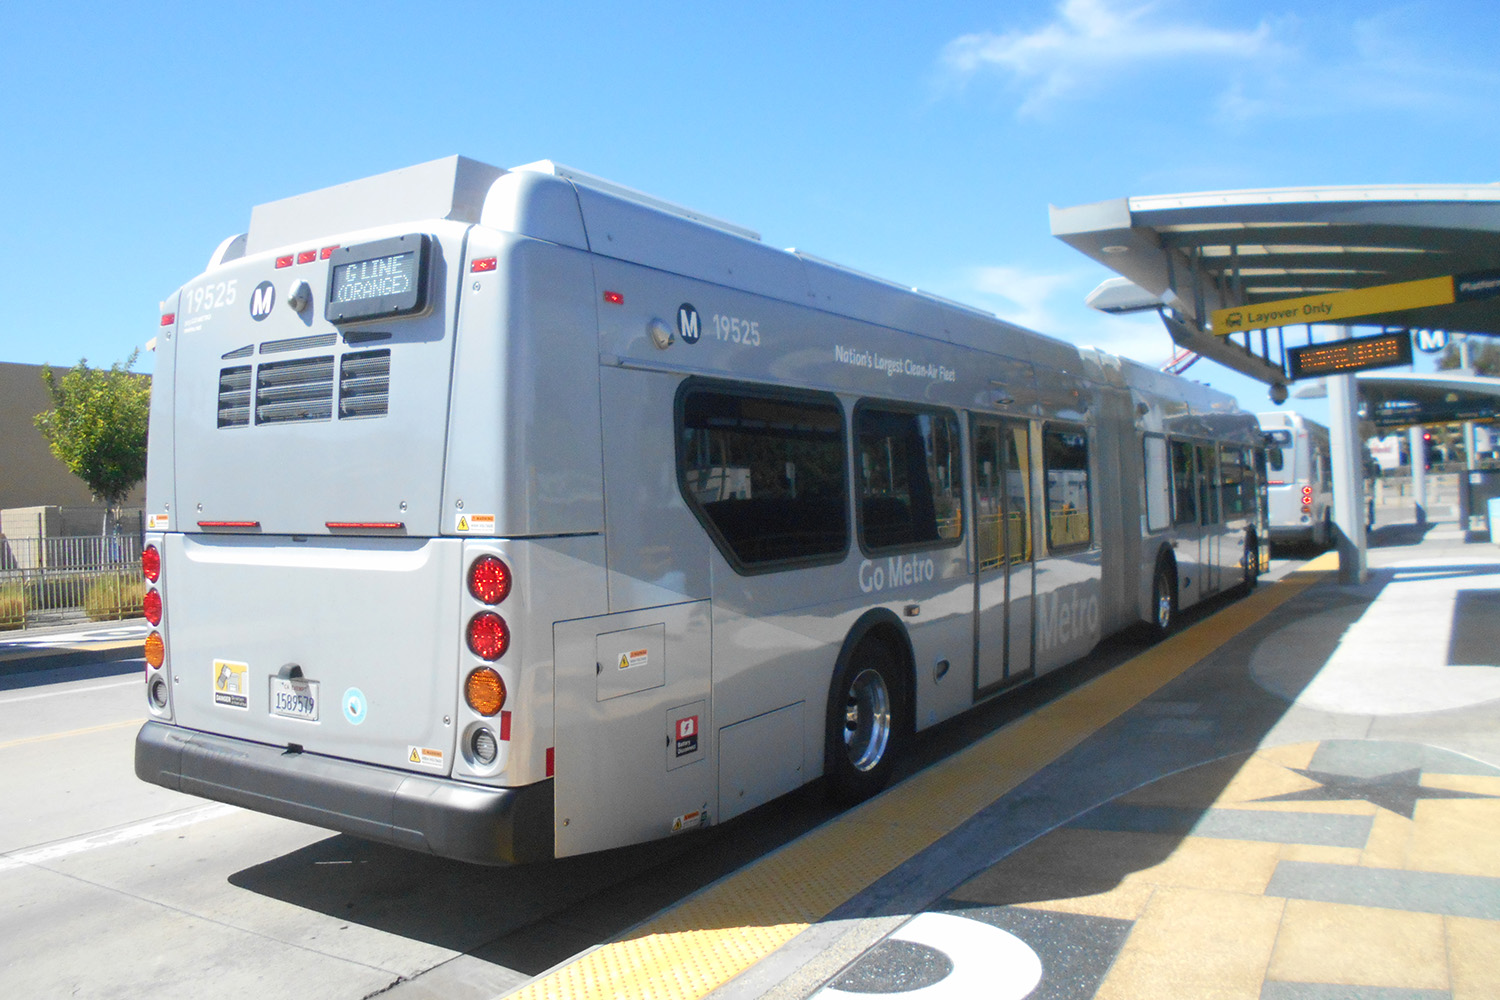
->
[0,361,147,512]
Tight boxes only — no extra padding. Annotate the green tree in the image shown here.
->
[1435,335,1500,375]
[33,350,151,533]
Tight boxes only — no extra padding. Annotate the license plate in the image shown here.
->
[269,676,320,721]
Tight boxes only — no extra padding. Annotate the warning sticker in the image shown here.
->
[618,648,648,671]
[147,513,170,530]
[213,659,249,710]
[407,746,445,769]
[455,513,495,534]
[671,809,703,833]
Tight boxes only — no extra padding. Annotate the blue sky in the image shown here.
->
[5,0,1498,422]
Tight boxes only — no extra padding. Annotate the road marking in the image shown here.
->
[0,717,143,750]
[0,803,240,874]
[0,678,139,705]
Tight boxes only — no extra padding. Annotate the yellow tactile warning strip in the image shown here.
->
[945,740,1500,998]
[507,554,1339,1000]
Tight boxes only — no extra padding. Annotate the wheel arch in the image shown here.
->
[828,608,916,739]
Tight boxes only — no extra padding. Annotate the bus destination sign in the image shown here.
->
[326,234,430,323]
[1286,330,1413,380]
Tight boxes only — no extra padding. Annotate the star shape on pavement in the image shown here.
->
[1255,767,1498,819]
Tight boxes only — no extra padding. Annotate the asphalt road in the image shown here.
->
[0,640,850,1000]
[0,583,1272,1000]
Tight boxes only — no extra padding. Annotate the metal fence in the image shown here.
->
[0,534,144,631]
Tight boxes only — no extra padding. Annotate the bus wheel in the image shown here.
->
[1150,560,1177,641]
[825,640,901,805]
[1241,537,1260,593]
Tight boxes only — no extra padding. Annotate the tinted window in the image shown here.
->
[856,406,963,552]
[1043,425,1091,549]
[679,386,847,569]
[1171,440,1197,525]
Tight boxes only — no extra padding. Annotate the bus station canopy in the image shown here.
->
[1356,371,1500,430]
[1049,185,1500,393]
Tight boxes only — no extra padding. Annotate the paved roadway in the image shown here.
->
[8,505,1497,1000]
[0,624,831,1000]
[1,617,1161,1000]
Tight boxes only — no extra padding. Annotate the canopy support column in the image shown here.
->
[1329,327,1369,585]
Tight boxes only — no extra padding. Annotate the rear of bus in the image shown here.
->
[1258,413,1329,546]
[134,159,605,864]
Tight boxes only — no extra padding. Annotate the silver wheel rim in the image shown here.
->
[1155,577,1172,630]
[843,667,892,773]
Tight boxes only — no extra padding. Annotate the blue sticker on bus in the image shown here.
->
[342,687,367,725]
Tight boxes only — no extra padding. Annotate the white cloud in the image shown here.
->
[959,264,1175,364]
[940,1,1500,124]
[941,0,1276,115]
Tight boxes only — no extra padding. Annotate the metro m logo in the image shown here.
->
[249,281,276,321]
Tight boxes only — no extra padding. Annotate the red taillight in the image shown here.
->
[467,612,510,661]
[468,556,512,605]
[143,588,162,626]
[1301,486,1313,500]
[470,257,498,273]
[142,545,161,583]
[160,313,176,327]
[603,291,624,304]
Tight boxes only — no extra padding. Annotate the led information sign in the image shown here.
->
[325,234,430,323]
[1286,330,1413,379]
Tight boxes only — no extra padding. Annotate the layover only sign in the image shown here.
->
[1211,269,1500,335]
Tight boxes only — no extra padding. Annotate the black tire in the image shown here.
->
[1149,559,1177,641]
[824,639,902,805]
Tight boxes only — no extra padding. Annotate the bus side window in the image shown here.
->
[1043,424,1091,550]
[677,384,848,570]
[1170,439,1197,526]
[1197,444,1220,525]
[1143,434,1170,532]
[855,405,963,552]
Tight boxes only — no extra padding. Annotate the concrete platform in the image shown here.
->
[503,510,1500,1000]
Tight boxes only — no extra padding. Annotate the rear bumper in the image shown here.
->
[135,721,553,865]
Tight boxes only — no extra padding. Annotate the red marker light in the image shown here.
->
[143,588,163,626]
[320,246,339,259]
[468,555,512,605]
[466,612,510,661]
[275,255,293,268]
[604,291,624,305]
[297,250,318,265]
[160,313,176,326]
[471,257,498,273]
[141,545,161,583]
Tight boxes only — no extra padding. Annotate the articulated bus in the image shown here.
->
[136,157,1267,864]
[1256,411,1333,547]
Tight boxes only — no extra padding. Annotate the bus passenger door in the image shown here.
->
[972,418,1034,697]
[1197,443,1222,592]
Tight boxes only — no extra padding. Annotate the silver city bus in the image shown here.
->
[1257,411,1334,547]
[136,157,1267,864]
